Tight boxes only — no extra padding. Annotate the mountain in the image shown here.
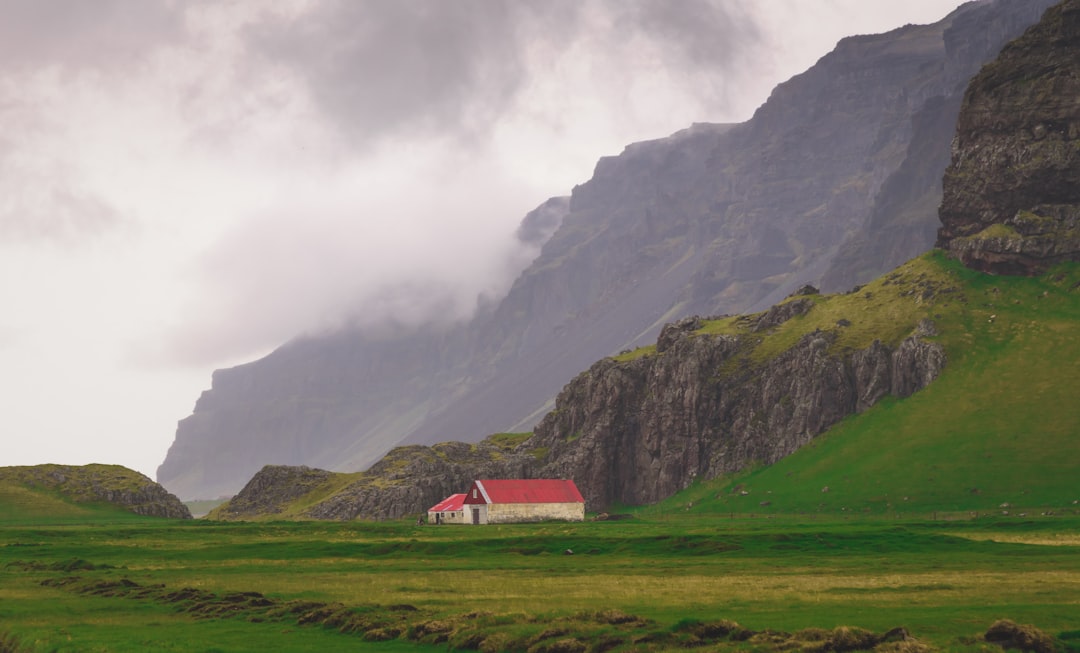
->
[513,0,1080,514]
[0,464,191,520]
[207,0,1080,521]
[159,0,1055,500]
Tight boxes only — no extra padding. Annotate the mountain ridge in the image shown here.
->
[159,0,1056,500]
[206,0,1080,521]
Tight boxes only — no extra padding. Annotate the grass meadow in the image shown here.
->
[1,504,1079,652]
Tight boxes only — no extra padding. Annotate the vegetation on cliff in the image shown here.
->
[522,251,1080,511]
[648,255,1080,517]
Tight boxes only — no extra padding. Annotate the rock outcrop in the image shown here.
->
[937,0,1080,274]
[159,0,1052,500]
[523,310,944,510]
[212,465,332,517]
[0,464,191,519]
[303,442,535,521]
[212,437,537,521]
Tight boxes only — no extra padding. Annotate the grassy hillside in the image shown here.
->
[647,251,1080,517]
[0,464,190,521]
[0,480,116,522]
[0,465,142,522]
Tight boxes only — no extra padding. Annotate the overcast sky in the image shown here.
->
[0,0,969,485]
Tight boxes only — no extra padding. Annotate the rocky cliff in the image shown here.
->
[522,275,946,509]
[938,0,1080,274]
[160,0,1053,500]
[0,464,191,519]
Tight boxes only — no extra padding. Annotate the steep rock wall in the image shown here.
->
[938,0,1080,273]
[523,313,944,510]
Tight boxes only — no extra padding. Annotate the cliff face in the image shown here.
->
[524,299,944,509]
[159,0,1052,500]
[822,0,1059,288]
[938,0,1080,273]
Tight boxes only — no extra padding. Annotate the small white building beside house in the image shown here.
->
[426,493,466,524]
[461,479,585,525]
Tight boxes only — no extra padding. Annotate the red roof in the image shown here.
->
[427,493,466,512]
[464,479,584,505]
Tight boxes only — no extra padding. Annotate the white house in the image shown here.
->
[461,479,585,525]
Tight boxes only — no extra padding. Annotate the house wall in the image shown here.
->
[465,504,487,524]
[486,502,584,524]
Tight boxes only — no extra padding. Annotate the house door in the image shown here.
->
[472,508,480,525]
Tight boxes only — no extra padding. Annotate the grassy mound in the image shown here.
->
[0,464,176,522]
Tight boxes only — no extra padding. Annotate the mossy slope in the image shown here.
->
[647,252,1080,516]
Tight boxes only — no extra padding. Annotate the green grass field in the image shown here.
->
[1,508,1078,652]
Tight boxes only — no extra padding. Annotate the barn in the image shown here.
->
[427,493,466,524]
[462,479,585,525]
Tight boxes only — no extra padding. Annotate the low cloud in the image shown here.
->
[164,148,543,364]
[0,129,124,244]
[0,125,123,243]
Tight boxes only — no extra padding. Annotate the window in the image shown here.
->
[472,489,478,499]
